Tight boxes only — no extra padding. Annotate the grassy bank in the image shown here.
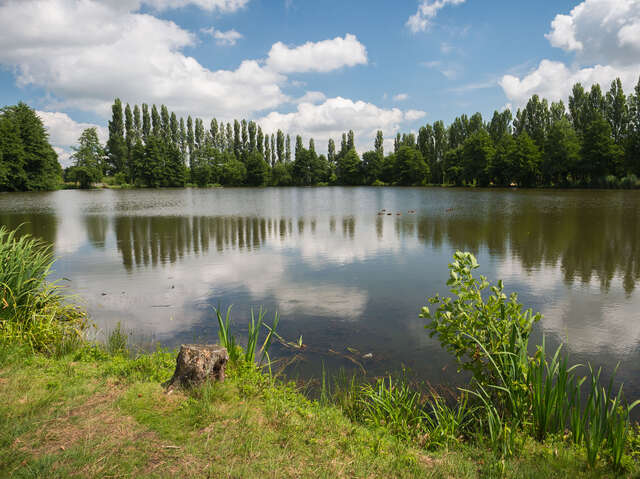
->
[4,341,637,478]
[1,226,639,477]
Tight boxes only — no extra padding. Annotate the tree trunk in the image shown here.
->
[165,344,229,389]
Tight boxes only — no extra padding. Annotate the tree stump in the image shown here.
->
[165,344,229,389]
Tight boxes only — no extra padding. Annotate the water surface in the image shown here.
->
[1,187,638,395]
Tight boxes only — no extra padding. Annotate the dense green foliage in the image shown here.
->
[0,102,61,191]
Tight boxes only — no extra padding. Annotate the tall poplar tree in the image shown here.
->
[210,119,219,150]
[257,126,264,155]
[276,130,285,162]
[179,118,186,157]
[142,103,151,142]
[264,133,271,163]
[133,104,141,142]
[151,104,161,137]
[628,76,640,175]
[106,98,127,175]
[186,116,194,161]
[374,131,384,157]
[124,103,134,179]
[160,105,170,142]
[285,134,291,162]
[328,139,336,164]
[233,120,241,159]
[248,121,256,151]
[241,119,248,152]
[605,78,629,145]
[270,134,276,166]
[226,123,233,153]
[170,113,179,146]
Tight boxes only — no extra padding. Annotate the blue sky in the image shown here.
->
[0,0,638,164]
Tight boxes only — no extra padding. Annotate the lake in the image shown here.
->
[1,187,639,396]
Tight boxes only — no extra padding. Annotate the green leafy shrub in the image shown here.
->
[420,251,541,386]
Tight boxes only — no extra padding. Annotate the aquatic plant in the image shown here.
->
[215,305,279,366]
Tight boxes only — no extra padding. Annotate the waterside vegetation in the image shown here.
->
[1,227,639,477]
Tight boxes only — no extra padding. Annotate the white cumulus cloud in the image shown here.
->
[259,97,421,153]
[406,0,466,33]
[37,111,108,167]
[141,0,249,12]
[295,91,327,104]
[265,34,367,73]
[501,0,640,106]
[404,109,427,121]
[393,93,409,101]
[0,0,286,119]
[201,27,243,46]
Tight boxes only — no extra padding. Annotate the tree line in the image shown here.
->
[2,76,640,192]
[89,76,640,189]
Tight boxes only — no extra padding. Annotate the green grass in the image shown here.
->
[2,341,637,478]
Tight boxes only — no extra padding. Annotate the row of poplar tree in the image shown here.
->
[83,76,640,189]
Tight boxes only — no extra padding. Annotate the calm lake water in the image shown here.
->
[1,187,639,396]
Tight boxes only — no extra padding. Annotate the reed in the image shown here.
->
[359,375,424,442]
[424,392,474,450]
[215,305,239,361]
[106,321,129,356]
[0,225,87,351]
[214,305,279,367]
[579,364,640,470]
[527,341,583,441]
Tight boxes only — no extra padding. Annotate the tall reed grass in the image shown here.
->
[0,225,87,352]
[215,305,279,367]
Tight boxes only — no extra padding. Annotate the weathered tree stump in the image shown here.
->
[165,344,229,389]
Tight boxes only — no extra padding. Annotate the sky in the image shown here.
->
[1,0,639,165]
